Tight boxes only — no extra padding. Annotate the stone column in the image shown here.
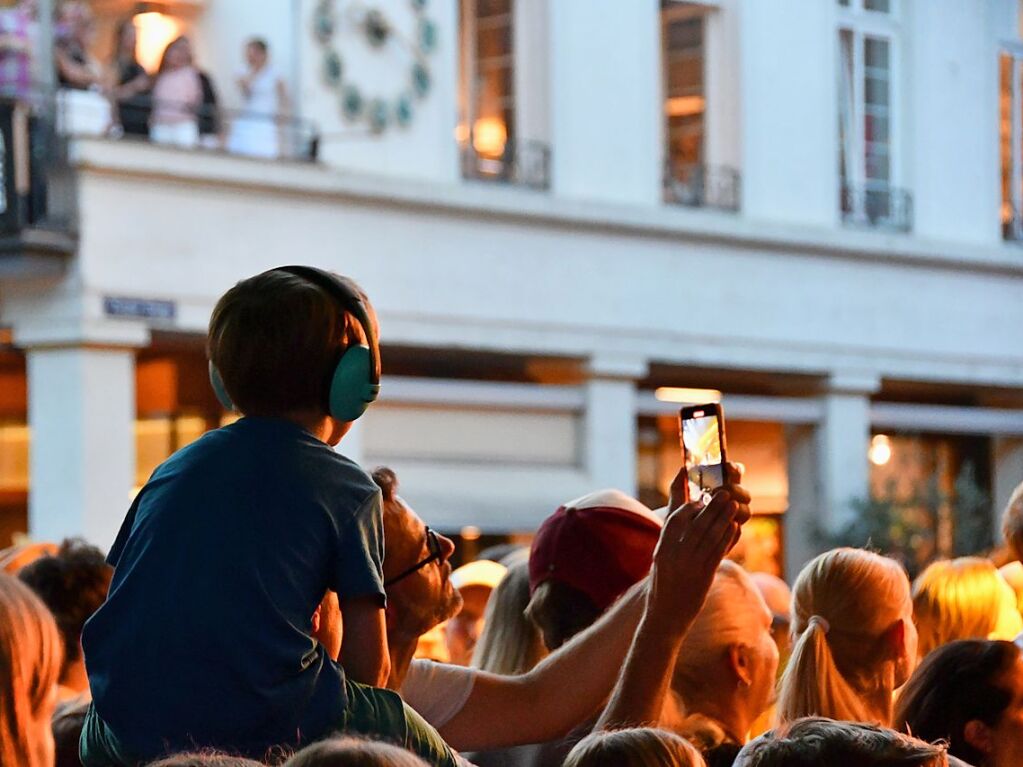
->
[816,371,880,534]
[784,424,818,582]
[583,354,648,496]
[16,320,148,552]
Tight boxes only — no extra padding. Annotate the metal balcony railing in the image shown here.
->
[460,138,551,191]
[53,90,321,162]
[0,93,76,239]
[664,162,741,211]
[1003,208,1023,242]
[840,183,913,232]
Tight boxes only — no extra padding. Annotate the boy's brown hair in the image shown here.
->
[207,269,366,416]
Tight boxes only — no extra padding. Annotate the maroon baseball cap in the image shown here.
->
[528,490,663,613]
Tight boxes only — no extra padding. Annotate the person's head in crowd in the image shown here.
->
[18,538,112,702]
[526,490,662,650]
[471,552,547,675]
[777,548,916,727]
[733,717,948,767]
[564,727,705,767]
[912,557,1023,661]
[158,35,194,74]
[1002,480,1023,562]
[207,268,378,444]
[444,558,507,666]
[750,571,793,666]
[245,37,269,71]
[52,699,89,767]
[670,561,778,753]
[371,468,461,645]
[283,736,429,766]
[894,639,1023,767]
[0,541,59,574]
[147,753,265,766]
[0,572,63,767]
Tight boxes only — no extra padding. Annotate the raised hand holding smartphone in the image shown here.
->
[679,403,727,505]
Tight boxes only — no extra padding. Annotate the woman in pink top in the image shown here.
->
[150,36,202,148]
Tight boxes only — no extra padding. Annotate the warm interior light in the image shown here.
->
[454,123,470,143]
[869,434,893,466]
[665,96,706,117]
[472,117,507,158]
[460,525,482,542]
[134,11,183,73]
[654,387,723,404]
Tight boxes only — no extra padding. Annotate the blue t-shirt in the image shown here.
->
[82,417,385,760]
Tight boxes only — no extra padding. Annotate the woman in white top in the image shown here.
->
[227,38,288,159]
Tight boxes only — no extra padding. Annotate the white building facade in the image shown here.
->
[2,0,1023,579]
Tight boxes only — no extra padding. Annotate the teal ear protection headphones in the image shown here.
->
[208,265,381,422]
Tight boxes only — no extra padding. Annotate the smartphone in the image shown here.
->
[679,403,728,504]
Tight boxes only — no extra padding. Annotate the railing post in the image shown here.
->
[36,0,57,97]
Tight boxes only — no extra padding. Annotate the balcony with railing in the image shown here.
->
[663,162,741,212]
[1003,205,1023,242]
[459,138,551,191]
[56,89,320,162]
[0,94,77,273]
[840,183,913,232]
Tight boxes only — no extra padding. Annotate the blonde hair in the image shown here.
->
[564,728,706,767]
[777,549,911,727]
[673,561,773,702]
[912,557,1022,660]
[471,555,547,675]
[0,573,63,767]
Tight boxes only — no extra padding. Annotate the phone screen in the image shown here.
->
[681,410,724,501]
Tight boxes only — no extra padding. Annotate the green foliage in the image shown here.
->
[816,462,992,579]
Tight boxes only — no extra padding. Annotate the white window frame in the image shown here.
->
[837,0,903,220]
[661,1,708,172]
[458,0,516,160]
[1000,41,1023,240]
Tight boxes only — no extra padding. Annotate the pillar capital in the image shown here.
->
[585,353,649,382]
[13,317,150,350]
[27,344,137,549]
[823,369,881,396]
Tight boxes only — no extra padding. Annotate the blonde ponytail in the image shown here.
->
[0,573,63,767]
[777,548,911,727]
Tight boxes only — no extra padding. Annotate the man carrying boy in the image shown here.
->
[80,267,460,766]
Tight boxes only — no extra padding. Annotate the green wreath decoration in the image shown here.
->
[314,0,438,133]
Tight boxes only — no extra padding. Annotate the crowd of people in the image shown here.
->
[1,264,1023,767]
[0,0,290,156]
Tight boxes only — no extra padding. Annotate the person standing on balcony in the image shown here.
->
[54,1,103,91]
[150,36,202,148]
[109,19,150,138]
[227,37,288,159]
[0,0,34,101]
[54,0,111,135]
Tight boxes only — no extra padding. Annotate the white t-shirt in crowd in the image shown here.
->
[400,658,479,729]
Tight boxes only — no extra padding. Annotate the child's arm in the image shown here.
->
[339,595,391,687]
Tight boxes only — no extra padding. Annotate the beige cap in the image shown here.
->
[451,559,508,591]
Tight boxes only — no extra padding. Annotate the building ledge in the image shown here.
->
[71,137,1023,277]
[0,228,76,279]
